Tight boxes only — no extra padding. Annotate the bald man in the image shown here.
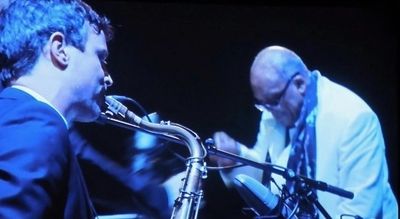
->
[212,46,398,218]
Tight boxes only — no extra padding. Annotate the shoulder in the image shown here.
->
[0,94,71,217]
[0,96,70,161]
[317,76,376,123]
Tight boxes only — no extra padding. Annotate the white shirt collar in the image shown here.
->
[11,85,69,128]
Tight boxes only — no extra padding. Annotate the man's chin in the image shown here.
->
[75,106,101,123]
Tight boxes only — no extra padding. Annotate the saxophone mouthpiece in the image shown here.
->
[105,95,128,119]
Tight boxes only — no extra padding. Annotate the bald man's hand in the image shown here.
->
[209,131,239,167]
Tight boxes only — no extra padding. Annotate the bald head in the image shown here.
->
[250,46,309,82]
[249,46,309,127]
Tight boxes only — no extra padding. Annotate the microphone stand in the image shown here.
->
[205,139,354,219]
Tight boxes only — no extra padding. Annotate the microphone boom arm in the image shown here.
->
[205,139,355,218]
[205,139,354,199]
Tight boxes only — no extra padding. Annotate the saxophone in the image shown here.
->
[100,96,207,219]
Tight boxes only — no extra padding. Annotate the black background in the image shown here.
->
[85,1,398,218]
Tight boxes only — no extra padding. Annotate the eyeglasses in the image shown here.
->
[254,72,299,112]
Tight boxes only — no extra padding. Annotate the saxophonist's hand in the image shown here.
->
[209,131,239,167]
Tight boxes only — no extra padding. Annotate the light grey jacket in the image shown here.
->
[221,72,398,219]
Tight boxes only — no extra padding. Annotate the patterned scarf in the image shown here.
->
[286,71,318,216]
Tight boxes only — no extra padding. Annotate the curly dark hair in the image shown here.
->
[0,0,113,86]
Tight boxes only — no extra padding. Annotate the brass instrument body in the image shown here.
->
[101,96,207,219]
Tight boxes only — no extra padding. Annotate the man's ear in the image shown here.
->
[294,74,307,96]
[49,32,69,69]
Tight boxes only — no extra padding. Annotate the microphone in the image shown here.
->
[234,174,296,218]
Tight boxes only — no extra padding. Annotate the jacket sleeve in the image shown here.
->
[219,112,284,188]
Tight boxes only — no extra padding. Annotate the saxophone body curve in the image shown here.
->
[101,96,207,219]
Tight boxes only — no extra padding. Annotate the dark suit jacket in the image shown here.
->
[0,87,95,219]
